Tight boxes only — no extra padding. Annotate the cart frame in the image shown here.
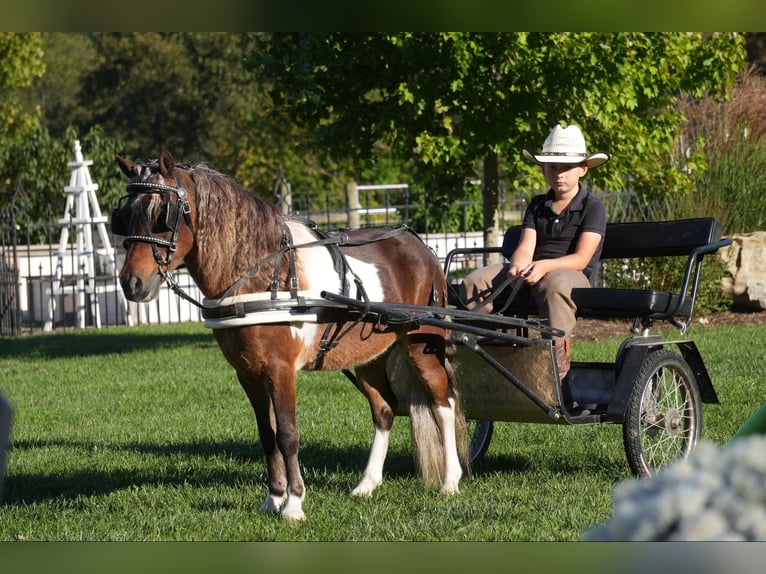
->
[435,217,731,477]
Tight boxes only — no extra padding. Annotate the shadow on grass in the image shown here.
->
[4,430,629,510]
[0,329,215,360]
[3,437,417,506]
[469,450,629,478]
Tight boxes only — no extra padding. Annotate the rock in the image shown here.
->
[720,232,766,311]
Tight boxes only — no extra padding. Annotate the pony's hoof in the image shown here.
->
[259,494,285,514]
[279,511,306,522]
[279,495,306,521]
[439,481,460,495]
[351,477,381,496]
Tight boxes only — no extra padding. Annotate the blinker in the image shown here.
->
[110,194,180,236]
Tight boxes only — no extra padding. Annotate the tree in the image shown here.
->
[256,33,745,249]
[0,32,45,192]
[19,33,99,139]
[36,32,391,199]
[1,34,124,226]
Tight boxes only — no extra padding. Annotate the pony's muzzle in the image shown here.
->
[120,272,162,302]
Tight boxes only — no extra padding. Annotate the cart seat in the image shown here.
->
[571,288,693,320]
[570,218,729,329]
[445,217,732,332]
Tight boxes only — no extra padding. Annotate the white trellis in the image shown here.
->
[48,140,130,330]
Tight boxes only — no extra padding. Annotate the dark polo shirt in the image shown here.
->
[521,185,606,279]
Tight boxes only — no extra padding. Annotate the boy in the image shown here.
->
[461,123,609,381]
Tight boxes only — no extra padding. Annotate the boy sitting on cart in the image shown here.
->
[460,123,609,382]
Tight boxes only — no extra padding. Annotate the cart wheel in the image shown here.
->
[623,348,702,478]
[467,420,494,464]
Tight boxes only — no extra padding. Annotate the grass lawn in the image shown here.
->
[0,320,764,541]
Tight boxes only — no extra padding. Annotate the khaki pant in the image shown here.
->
[460,264,590,340]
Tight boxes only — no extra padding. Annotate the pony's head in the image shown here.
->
[113,148,196,302]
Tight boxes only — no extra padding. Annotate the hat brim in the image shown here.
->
[522,148,610,169]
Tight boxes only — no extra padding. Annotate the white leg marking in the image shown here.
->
[351,426,391,496]
[259,493,286,514]
[435,398,462,495]
[279,491,306,521]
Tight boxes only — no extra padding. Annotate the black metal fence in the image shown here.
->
[0,183,651,336]
[0,207,21,336]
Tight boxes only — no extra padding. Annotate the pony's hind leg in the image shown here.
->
[348,359,398,496]
[406,332,465,494]
[432,396,463,494]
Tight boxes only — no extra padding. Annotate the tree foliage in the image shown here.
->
[256,33,745,242]
[0,34,123,225]
[26,32,402,201]
[0,32,753,239]
[0,32,46,191]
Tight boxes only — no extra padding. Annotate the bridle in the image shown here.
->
[112,172,194,272]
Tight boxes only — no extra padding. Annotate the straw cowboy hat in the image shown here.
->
[522,124,610,169]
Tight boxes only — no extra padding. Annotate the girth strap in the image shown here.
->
[271,225,303,303]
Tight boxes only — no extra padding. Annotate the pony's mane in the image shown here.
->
[178,162,287,291]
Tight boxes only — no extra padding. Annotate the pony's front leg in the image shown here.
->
[270,372,306,521]
[274,425,306,521]
[349,363,397,496]
[236,374,289,515]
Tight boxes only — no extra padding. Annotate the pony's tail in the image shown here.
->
[408,335,469,489]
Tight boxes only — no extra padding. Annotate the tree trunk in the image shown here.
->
[482,152,501,266]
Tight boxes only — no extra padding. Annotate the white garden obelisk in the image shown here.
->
[50,140,127,329]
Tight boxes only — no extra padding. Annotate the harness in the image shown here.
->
[112,172,193,278]
[114,173,429,365]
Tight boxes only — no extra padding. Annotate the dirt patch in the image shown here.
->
[574,310,766,341]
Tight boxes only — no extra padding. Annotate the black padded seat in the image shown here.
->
[571,288,693,320]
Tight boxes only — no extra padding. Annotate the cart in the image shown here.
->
[332,217,731,479]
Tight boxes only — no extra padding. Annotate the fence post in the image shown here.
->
[346,181,360,229]
[274,170,292,215]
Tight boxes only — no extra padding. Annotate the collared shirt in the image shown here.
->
[521,185,606,279]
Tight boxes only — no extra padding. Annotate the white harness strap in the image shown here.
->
[202,291,319,329]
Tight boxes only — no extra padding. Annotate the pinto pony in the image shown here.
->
[112,149,467,521]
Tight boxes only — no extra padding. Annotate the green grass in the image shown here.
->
[0,321,764,541]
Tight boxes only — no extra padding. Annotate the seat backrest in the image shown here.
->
[501,218,723,261]
[600,218,723,259]
[500,226,523,259]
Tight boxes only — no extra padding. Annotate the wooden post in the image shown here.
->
[346,181,360,229]
[276,173,292,215]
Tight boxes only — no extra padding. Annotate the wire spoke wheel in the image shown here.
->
[623,349,702,478]
[466,419,493,465]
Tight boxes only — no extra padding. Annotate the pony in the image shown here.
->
[112,149,467,521]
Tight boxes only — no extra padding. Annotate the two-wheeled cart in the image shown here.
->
[373,217,730,478]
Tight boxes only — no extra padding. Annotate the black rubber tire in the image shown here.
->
[622,349,702,478]
[467,420,494,464]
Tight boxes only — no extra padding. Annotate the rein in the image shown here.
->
[209,220,409,307]
[119,173,411,312]
[165,224,411,312]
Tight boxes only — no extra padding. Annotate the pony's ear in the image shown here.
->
[159,149,175,178]
[115,155,137,178]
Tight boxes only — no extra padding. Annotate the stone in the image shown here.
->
[719,231,766,311]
